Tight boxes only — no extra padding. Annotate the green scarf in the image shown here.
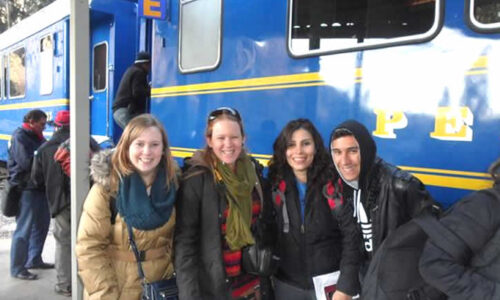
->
[216,155,257,251]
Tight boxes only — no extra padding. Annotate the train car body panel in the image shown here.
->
[89,0,140,144]
[0,0,140,158]
[0,0,71,160]
[150,0,500,207]
[0,0,499,207]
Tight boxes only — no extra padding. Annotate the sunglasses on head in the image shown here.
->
[208,107,241,121]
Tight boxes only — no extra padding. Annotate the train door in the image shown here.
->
[90,17,111,143]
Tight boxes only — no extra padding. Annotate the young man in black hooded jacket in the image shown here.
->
[329,120,436,278]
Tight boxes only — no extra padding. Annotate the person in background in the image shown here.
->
[268,119,360,300]
[175,107,275,299]
[31,110,71,296]
[8,109,53,280]
[329,120,436,281]
[53,135,100,177]
[419,158,500,300]
[76,114,177,299]
[112,51,151,129]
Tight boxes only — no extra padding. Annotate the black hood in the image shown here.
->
[329,120,377,189]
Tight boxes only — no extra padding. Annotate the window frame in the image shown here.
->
[39,33,54,96]
[2,54,6,100]
[92,41,108,93]
[8,46,27,99]
[287,0,444,58]
[0,55,3,100]
[178,0,223,74]
[465,0,500,33]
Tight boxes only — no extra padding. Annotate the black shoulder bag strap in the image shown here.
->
[413,210,472,263]
[126,223,147,281]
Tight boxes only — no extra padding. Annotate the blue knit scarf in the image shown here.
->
[116,166,176,230]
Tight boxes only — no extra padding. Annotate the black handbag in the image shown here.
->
[142,277,178,300]
[241,243,278,277]
[0,180,21,217]
[126,224,178,300]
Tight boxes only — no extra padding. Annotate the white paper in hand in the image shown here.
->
[312,270,340,300]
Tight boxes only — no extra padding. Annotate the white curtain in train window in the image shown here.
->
[179,0,222,72]
[9,48,25,98]
[40,35,54,95]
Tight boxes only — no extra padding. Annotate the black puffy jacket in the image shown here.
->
[419,187,500,300]
[355,157,435,258]
[7,126,45,189]
[112,64,150,115]
[272,170,360,295]
[31,127,70,217]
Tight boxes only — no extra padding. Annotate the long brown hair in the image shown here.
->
[109,114,177,195]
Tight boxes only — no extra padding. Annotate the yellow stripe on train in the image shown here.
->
[0,99,69,110]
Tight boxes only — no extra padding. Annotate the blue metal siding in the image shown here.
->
[150,0,500,207]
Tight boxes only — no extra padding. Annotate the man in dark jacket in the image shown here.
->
[329,120,435,277]
[112,51,151,129]
[31,110,71,296]
[419,158,500,300]
[8,109,52,280]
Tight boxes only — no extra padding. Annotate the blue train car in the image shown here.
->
[1,0,499,208]
[148,0,500,207]
[0,0,70,160]
[0,0,140,160]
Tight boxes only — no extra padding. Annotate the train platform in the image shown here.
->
[0,215,68,300]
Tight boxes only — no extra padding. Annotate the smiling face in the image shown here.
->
[285,128,315,182]
[207,119,244,169]
[331,135,361,182]
[128,126,164,181]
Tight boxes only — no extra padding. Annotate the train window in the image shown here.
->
[40,35,54,95]
[93,43,107,92]
[9,47,26,98]
[2,55,6,99]
[0,56,3,100]
[467,0,500,31]
[288,0,442,56]
[179,0,222,73]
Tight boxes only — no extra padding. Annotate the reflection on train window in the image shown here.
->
[40,35,54,95]
[288,0,441,56]
[93,43,107,92]
[468,0,500,30]
[179,0,222,73]
[9,48,26,98]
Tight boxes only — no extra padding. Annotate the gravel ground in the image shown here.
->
[0,215,16,239]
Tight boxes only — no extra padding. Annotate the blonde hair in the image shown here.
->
[109,114,177,195]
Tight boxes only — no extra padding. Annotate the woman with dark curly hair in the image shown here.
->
[268,119,360,300]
